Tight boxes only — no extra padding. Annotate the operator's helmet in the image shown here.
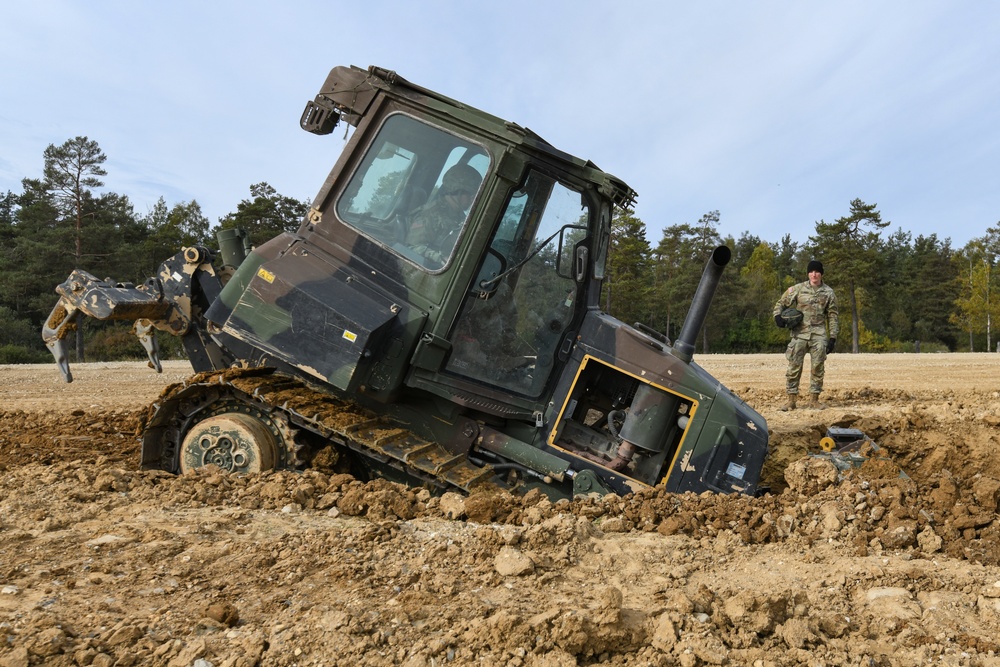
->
[780,308,804,328]
[440,164,483,196]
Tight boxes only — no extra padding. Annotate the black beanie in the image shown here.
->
[807,260,824,274]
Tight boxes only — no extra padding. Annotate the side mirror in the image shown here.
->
[472,249,506,298]
[555,224,587,279]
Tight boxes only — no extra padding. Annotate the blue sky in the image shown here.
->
[2,1,999,250]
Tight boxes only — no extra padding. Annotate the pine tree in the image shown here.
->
[735,242,783,350]
[141,197,212,274]
[218,182,309,247]
[41,137,109,360]
[601,209,652,327]
[810,199,889,353]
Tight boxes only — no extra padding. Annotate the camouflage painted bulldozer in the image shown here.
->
[42,65,769,500]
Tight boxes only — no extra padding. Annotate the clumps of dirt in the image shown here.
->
[0,409,144,469]
[6,352,1000,666]
[3,404,1000,570]
[3,457,1000,666]
[13,448,1000,567]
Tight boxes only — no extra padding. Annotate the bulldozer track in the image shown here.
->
[144,367,496,492]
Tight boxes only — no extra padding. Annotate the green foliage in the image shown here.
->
[2,179,65,320]
[0,306,46,351]
[809,200,889,349]
[723,317,785,353]
[857,321,893,352]
[859,231,960,350]
[602,209,653,328]
[648,223,697,340]
[734,243,787,349]
[646,212,726,352]
[0,345,51,364]
[42,136,107,221]
[139,197,212,274]
[217,182,309,247]
[67,322,187,364]
[1,137,997,360]
[951,256,1000,351]
[0,298,52,364]
[646,214,725,346]
[84,324,150,362]
[741,244,779,293]
[950,227,1000,352]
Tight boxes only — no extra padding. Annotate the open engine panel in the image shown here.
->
[550,356,696,488]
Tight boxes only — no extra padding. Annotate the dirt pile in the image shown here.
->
[2,355,1000,666]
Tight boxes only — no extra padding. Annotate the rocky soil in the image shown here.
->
[2,354,1000,667]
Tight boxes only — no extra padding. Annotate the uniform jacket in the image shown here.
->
[773,281,839,341]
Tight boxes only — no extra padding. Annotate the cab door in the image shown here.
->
[444,169,590,398]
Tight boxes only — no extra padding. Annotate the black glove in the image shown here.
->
[826,338,836,353]
[774,314,785,328]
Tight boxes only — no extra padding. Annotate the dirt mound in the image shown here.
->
[2,355,1000,666]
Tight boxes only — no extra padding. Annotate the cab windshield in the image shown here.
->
[335,113,489,271]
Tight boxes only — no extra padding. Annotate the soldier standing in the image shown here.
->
[773,259,839,410]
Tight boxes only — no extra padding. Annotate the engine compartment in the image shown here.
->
[551,356,696,488]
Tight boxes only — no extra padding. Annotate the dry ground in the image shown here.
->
[2,354,1000,666]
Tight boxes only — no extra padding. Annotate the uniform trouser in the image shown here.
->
[785,336,828,395]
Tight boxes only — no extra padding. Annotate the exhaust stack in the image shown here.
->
[674,245,731,363]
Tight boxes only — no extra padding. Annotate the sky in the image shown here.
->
[2,1,999,250]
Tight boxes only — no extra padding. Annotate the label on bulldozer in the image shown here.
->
[726,461,747,480]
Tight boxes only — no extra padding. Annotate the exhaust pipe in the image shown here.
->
[217,227,251,271]
[674,245,731,363]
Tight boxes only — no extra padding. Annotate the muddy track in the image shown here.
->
[140,367,492,491]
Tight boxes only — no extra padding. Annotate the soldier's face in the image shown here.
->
[450,190,474,212]
[808,270,822,286]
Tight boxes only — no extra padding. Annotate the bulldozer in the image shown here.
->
[42,65,769,500]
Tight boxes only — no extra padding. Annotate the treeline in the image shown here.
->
[0,137,308,363]
[2,136,999,364]
[603,205,1000,356]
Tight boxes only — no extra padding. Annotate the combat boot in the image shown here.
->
[778,394,796,411]
[807,393,826,409]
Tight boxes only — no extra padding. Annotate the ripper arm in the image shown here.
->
[42,246,222,382]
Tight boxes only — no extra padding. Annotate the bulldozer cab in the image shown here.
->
[300,68,620,412]
[332,117,587,399]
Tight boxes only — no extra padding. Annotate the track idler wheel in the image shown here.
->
[179,412,280,474]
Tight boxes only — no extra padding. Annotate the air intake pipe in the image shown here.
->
[674,245,731,363]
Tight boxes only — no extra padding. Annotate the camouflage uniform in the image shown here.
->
[407,197,466,268]
[407,164,482,269]
[773,279,839,396]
